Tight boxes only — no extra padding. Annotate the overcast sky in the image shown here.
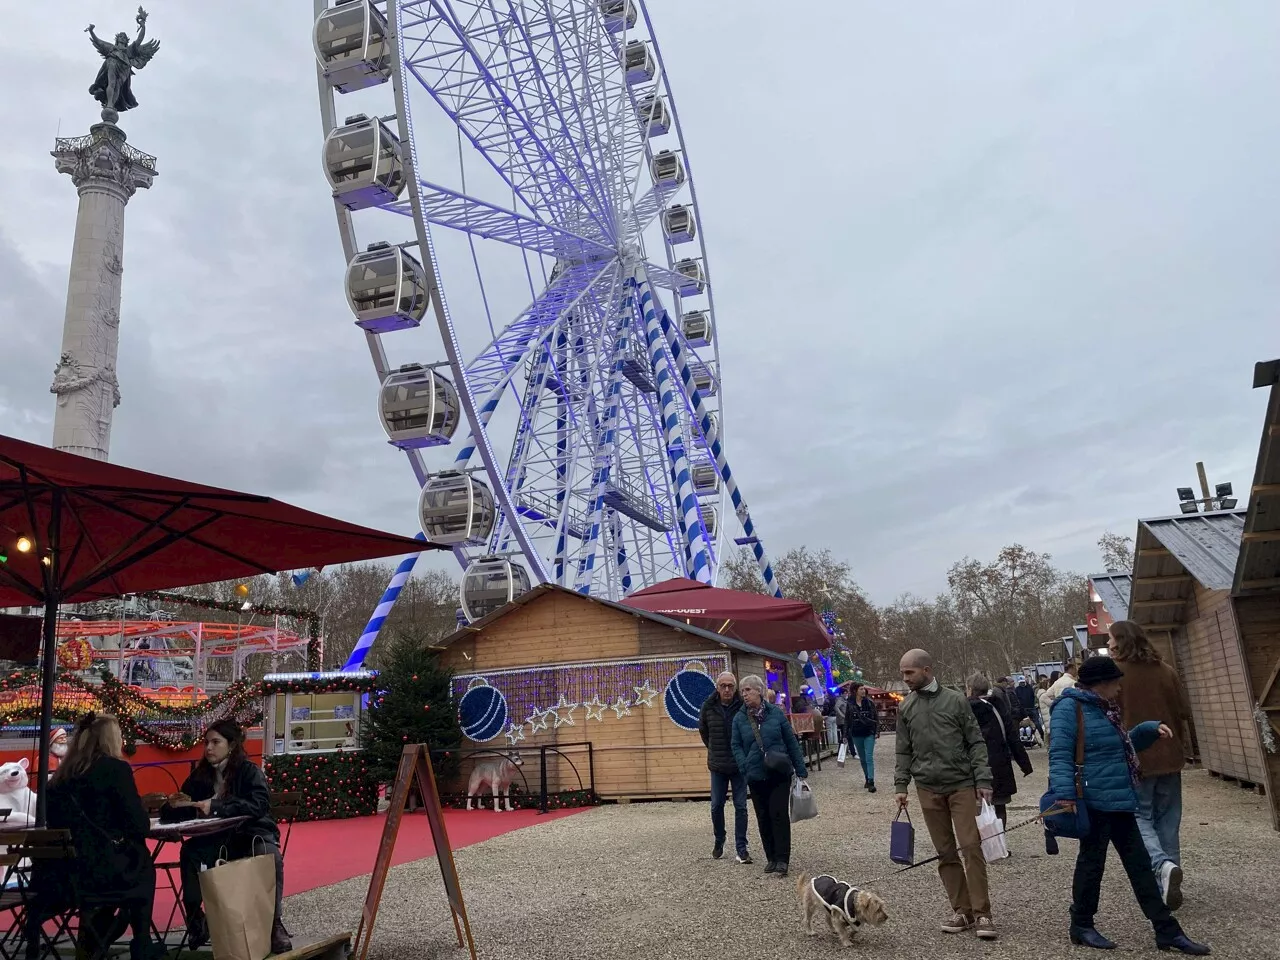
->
[2,2,1277,604]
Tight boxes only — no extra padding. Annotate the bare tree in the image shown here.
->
[1097,530,1134,573]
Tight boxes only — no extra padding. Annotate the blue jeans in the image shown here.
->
[709,770,749,856]
[849,735,876,782]
[1134,772,1182,870]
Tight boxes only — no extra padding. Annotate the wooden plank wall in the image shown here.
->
[438,590,740,799]
[1231,594,1280,828]
[1176,587,1266,784]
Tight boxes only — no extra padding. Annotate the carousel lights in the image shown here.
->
[15,536,33,553]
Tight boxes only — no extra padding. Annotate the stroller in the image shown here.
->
[1019,717,1040,749]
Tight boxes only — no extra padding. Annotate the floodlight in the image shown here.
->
[1179,501,1199,514]
[1176,487,1195,502]
[1215,483,1233,498]
[1219,497,1238,510]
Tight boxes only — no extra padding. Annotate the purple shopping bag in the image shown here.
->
[890,808,915,865]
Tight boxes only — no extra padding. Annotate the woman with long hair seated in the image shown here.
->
[160,719,291,954]
[43,713,163,960]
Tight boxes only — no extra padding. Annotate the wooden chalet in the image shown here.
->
[432,584,807,801]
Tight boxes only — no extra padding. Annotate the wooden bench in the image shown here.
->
[271,932,352,960]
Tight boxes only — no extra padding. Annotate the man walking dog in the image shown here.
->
[699,671,752,863]
[895,649,997,940]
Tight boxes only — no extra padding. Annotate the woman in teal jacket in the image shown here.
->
[1048,658,1208,955]
[731,675,807,878]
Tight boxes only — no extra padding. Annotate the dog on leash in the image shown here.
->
[797,872,889,946]
[465,751,524,812]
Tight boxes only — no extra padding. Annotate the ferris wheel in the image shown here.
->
[311,0,781,626]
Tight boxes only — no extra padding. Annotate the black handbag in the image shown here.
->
[749,713,794,779]
[69,793,146,879]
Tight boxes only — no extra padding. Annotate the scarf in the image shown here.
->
[748,701,768,725]
[212,758,229,799]
[1086,690,1141,787]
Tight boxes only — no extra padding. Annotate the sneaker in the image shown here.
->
[941,912,973,934]
[736,851,753,865]
[868,781,877,794]
[1160,861,1184,910]
[975,917,997,940]
[712,842,724,860]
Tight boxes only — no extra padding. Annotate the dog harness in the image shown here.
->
[811,875,861,926]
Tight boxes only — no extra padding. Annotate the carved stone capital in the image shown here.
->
[51,122,157,198]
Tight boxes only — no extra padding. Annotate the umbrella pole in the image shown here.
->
[35,490,62,828]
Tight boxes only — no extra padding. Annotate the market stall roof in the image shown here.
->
[1233,359,1280,595]
[0,432,442,607]
[621,577,829,654]
[1129,510,1246,629]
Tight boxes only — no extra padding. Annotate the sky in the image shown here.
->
[1,2,1278,605]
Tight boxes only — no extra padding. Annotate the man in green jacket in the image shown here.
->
[894,649,997,941]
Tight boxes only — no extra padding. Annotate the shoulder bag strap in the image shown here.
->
[981,697,1006,741]
[748,712,766,752]
[1073,702,1086,799]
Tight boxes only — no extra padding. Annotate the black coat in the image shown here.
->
[699,693,744,774]
[160,758,280,846]
[44,755,155,905]
[844,695,878,739]
[1014,682,1038,717]
[968,696,1032,802]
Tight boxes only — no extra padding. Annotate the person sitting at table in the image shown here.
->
[43,713,164,960]
[160,719,291,954]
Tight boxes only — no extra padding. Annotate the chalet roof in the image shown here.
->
[1089,572,1133,621]
[432,583,797,662]
[1129,510,1246,629]
[1233,359,1280,595]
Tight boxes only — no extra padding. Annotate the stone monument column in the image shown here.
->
[49,121,156,460]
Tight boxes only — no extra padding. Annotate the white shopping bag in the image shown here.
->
[976,799,1007,862]
[789,778,818,823]
[836,743,848,767]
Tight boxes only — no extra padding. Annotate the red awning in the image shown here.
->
[0,433,442,607]
[623,577,829,654]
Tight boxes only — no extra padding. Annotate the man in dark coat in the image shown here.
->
[699,671,752,863]
[1014,677,1043,738]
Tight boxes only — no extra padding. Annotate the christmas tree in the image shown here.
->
[359,632,462,787]
[821,609,864,685]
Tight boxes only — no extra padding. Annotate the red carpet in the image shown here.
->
[148,806,585,927]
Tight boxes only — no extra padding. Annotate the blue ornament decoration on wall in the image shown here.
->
[458,678,508,742]
[664,663,716,731]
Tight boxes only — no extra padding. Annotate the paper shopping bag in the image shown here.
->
[199,852,276,960]
[976,799,1008,862]
[836,742,848,767]
[889,808,915,865]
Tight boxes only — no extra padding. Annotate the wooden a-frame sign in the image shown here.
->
[353,744,477,960]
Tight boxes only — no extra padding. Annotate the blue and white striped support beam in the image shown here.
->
[610,510,632,594]
[656,310,782,597]
[343,532,427,670]
[636,272,713,584]
[575,280,637,592]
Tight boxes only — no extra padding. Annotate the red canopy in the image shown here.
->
[0,433,441,607]
[623,577,829,654]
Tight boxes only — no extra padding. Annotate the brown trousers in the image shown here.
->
[917,786,991,918]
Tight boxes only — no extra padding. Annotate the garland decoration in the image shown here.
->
[261,671,379,696]
[141,591,322,669]
[264,752,379,821]
[0,668,262,752]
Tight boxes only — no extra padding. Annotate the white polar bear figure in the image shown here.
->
[0,758,38,826]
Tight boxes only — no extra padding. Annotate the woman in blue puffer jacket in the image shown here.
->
[1048,658,1209,954]
[731,675,807,879]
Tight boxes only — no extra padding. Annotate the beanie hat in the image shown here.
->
[1078,656,1124,686]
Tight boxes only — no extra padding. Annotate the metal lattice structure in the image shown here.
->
[312,0,781,644]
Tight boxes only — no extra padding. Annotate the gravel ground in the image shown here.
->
[285,738,1280,959]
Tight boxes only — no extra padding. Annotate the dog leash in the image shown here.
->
[854,802,1072,888]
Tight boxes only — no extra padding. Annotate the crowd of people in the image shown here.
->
[30,716,292,959]
[697,620,1212,954]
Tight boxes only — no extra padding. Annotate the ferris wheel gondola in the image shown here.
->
[313,0,784,642]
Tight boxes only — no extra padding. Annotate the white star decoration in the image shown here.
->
[612,696,632,719]
[553,696,578,727]
[526,708,551,733]
[632,680,658,708]
[583,696,607,721]
[504,721,526,745]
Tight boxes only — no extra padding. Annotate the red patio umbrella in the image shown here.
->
[623,577,830,654]
[0,433,444,822]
